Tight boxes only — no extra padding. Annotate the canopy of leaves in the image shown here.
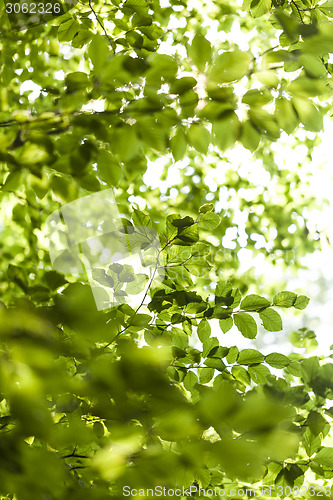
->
[0,0,332,497]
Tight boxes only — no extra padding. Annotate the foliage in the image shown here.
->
[0,0,333,498]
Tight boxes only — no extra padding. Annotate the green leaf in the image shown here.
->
[263,463,283,485]
[209,50,251,83]
[72,29,93,49]
[256,70,279,87]
[172,216,195,229]
[187,257,212,277]
[187,124,211,154]
[197,319,211,342]
[166,214,180,239]
[199,368,215,384]
[288,76,327,98]
[249,108,280,139]
[96,150,123,187]
[119,218,135,234]
[204,357,226,372]
[215,281,233,298]
[65,71,89,93]
[170,128,187,161]
[146,53,178,84]
[237,349,265,365]
[128,314,152,327]
[214,282,242,308]
[226,346,239,364]
[273,291,297,307]
[314,448,333,468]
[126,30,144,49]
[44,271,67,290]
[187,33,212,70]
[170,77,197,95]
[93,421,104,438]
[300,356,320,383]
[212,112,241,151]
[111,125,140,161]
[250,0,271,17]
[51,175,78,202]
[92,268,115,288]
[240,120,261,152]
[265,352,290,369]
[183,371,198,391]
[232,365,251,385]
[175,224,199,246]
[58,19,80,42]
[197,212,221,230]
[126,274,148,294]
[240,294,270,311]
[219,317,233,333]
[2,170,23,191]
[286,361,302,377]
[300,54,326,78]
[294,295,310,310]
[242,89,272,107]
[306,411,327,436]
[259,308,282,332]
[290,328,317,351]
[275,97,299,134]
[19,143,50,165]
[123,56,150,76]
[301,28,333,57]
[248,364,270,383]
[234,312,257,339]
[292,98,323,133]
[202,337,219,357]
[171,327,189,349]
[88,34,110,74]
[132,208,152,228]
[319,0,333,16]
[7,264,28,291]
[199,203,214,214]
[275,464,304,492]
[303,429,321,457]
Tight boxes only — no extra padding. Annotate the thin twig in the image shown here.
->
[88,0,115,53]
[103,262,159,348]
[62,453,90,459]
[103,233,180,348]
[259,45,280,57]
[291,0,304,23]
[0,120,16,128]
